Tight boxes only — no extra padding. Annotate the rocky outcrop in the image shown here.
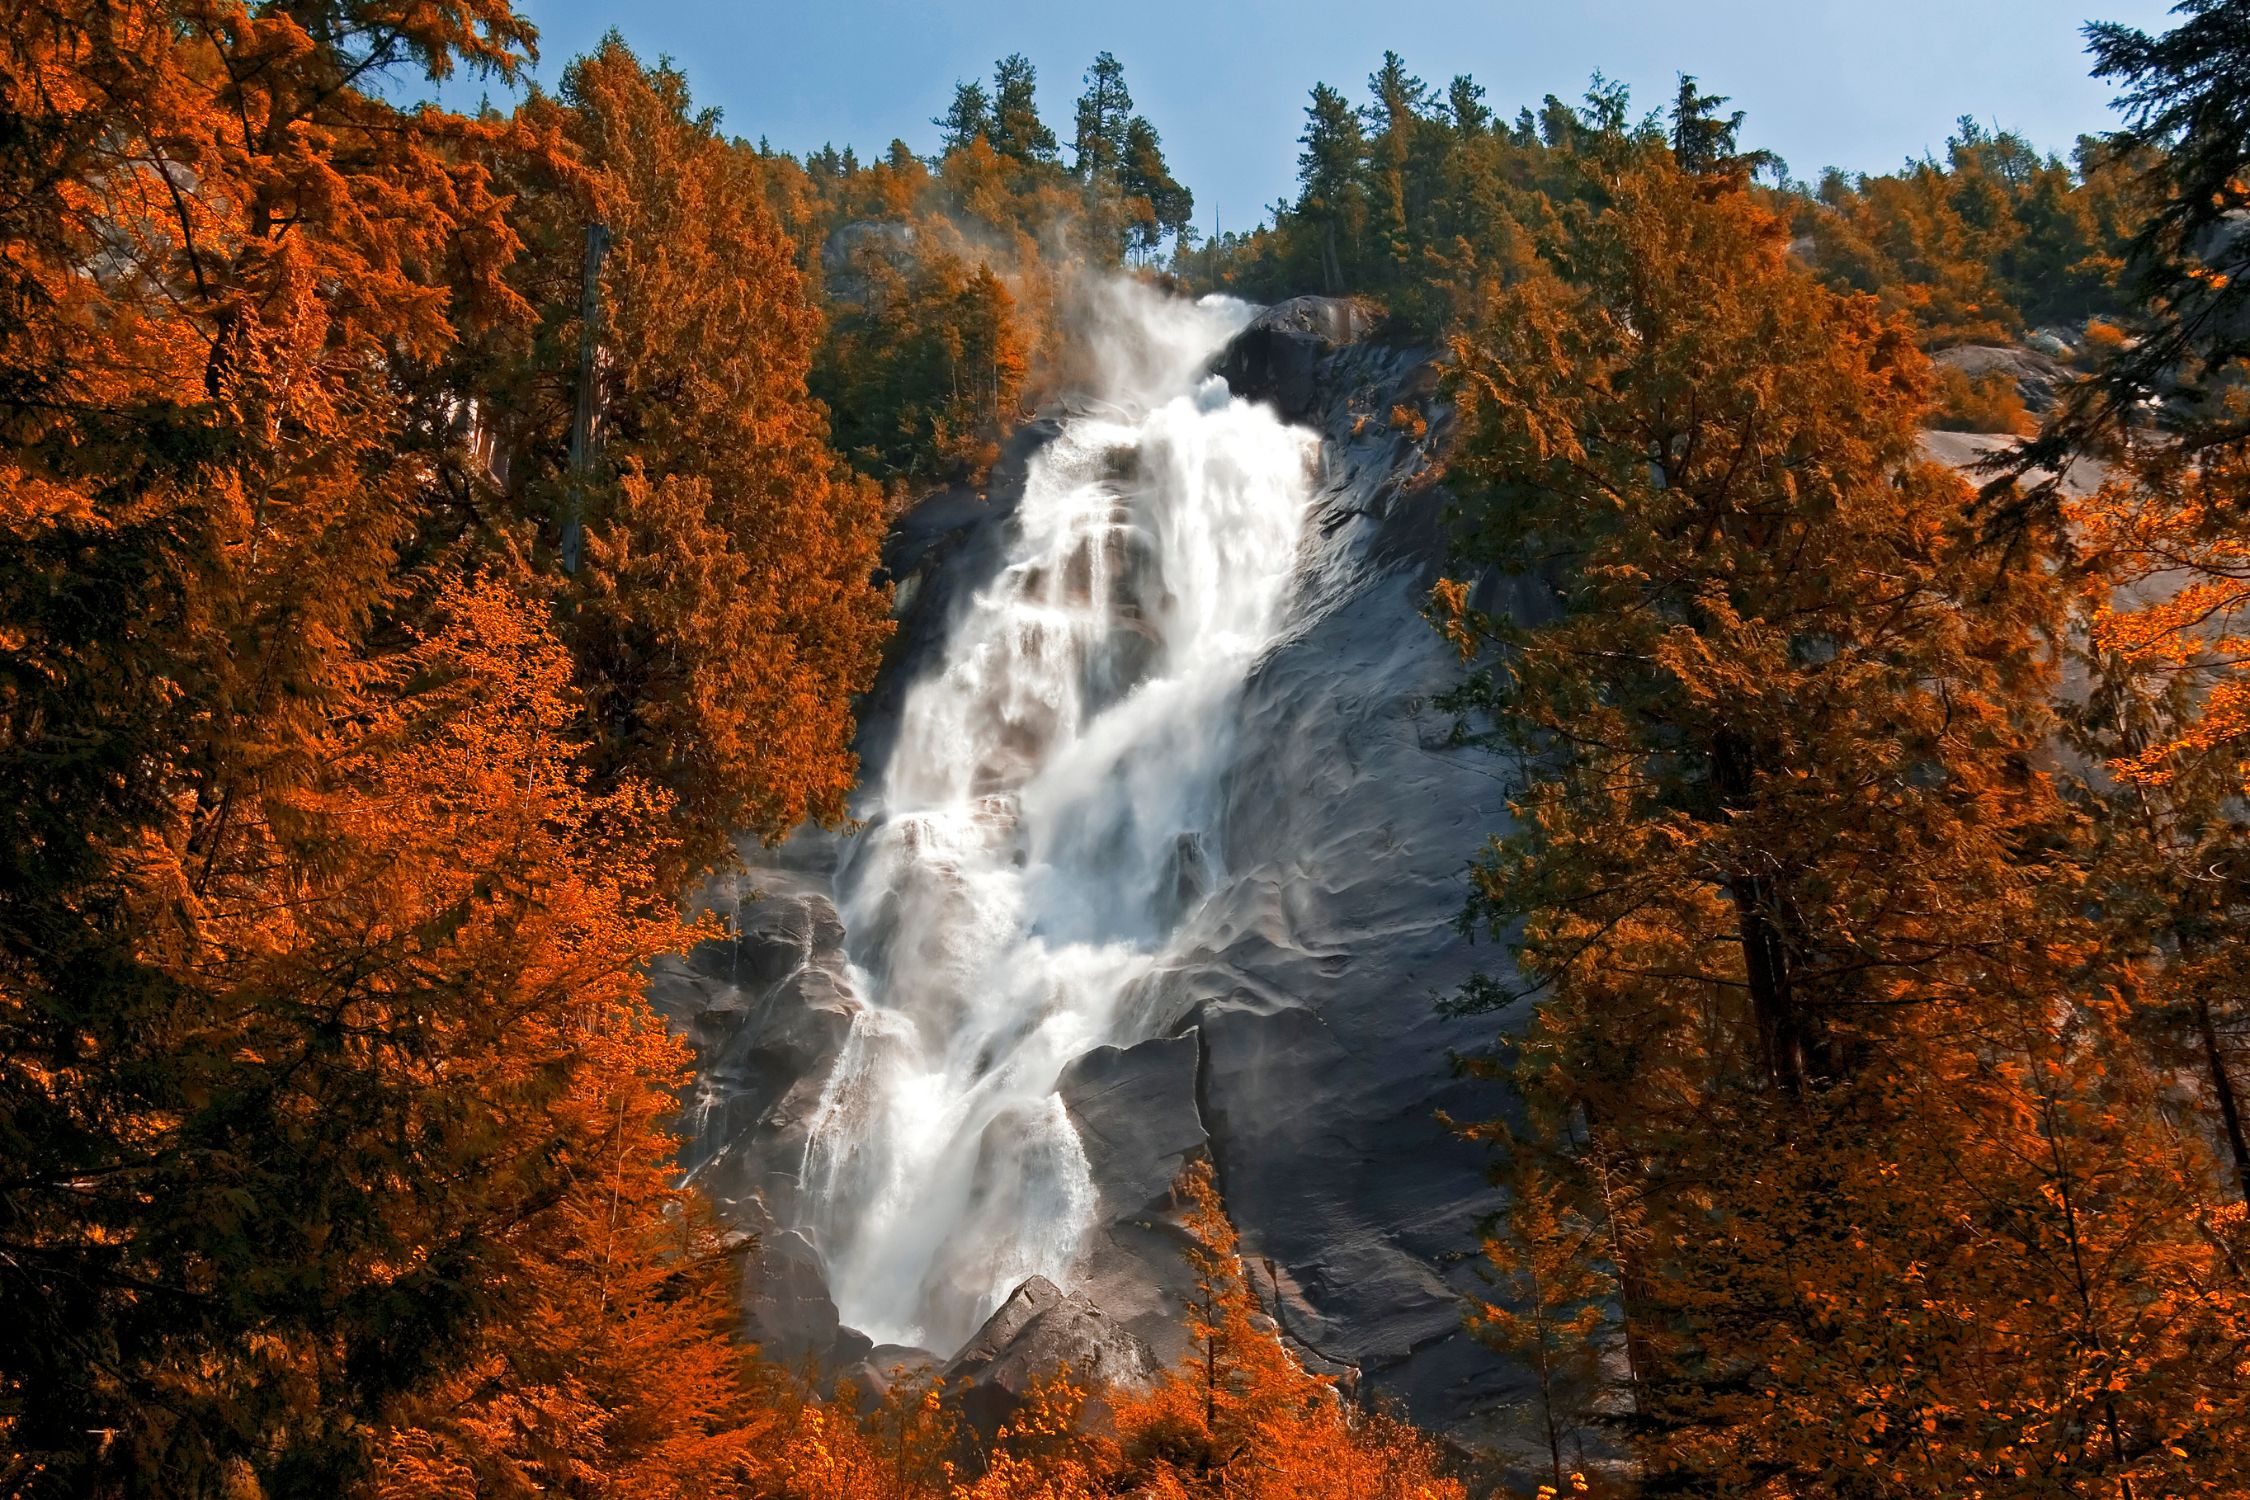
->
[645,844,864,1367]
[1918,427,2106,497]
[836,1344,942,1406]
[1159,296,1531,1432]
[1932,341,2073,414]
[1211,297,1380,424]
[1055,1035,1208,1364]
[941,1276,1160,1435]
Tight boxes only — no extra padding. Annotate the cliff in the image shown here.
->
[648,295,1537,1445]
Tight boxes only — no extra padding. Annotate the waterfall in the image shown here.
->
[796,282,1317,1354]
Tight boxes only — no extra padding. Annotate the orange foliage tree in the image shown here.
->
[443,37,892,881]
[1437,148,2250,1495]
[1111,1160,1465,1500]
[0,4,884,1496]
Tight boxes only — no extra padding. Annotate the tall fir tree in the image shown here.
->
[1294,83,1368,293]
[990,53,1060,166]
[1072,51,1133,181]
[935,79,995,153]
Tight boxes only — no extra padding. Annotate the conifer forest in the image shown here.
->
[15,2,2250,1496]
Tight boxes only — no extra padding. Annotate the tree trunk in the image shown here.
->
[1731,873,1806,1095]
[1709,730,1806,1094]
[2192,986,2250,1207]
[563,222,612,576]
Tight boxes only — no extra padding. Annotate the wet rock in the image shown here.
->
[1053,1034,1210,1364]
[677,295,1532,1447]
[648,840,872,1391]
[940,1276,1160,1435]
[1152,834,1211,930]
[1212,296,1377,422]
[1061,1034,1206,1218]
[742,1228,846,1369]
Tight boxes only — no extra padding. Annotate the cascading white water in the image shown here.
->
[797,282,1317,1353]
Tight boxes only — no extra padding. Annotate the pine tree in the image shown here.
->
[0,11,885,1494]
[1072,51,1133,181]
[432,35,892,882]
[936,79,995,154]
[990,54,1060,166]
[2069,445,2250,1206]
[1446,74,1492,136]
[1465,1154,1612,1489]
[1120,116,1194,256]
[1111,1160,1466,1500]
[1364,52,1431,267]
[2029,0,2250,460]
[1442,147,2066,1099]
[1439,147,2250,1494]
[0,1,557,1487]
[1294,83,1368,293]
[1667,73,1773,178]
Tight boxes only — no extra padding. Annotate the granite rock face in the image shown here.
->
[644,844,867,1368]
[661,294,1534,1440]
[1132,296,1530,1432]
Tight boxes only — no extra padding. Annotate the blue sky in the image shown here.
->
[428,0,2181,237]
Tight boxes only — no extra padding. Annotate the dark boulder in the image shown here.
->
[739,1227,847,1369]
[940,1276,1161,1436]
[1212,296,1377,422]
[1058,1034,1209,1363]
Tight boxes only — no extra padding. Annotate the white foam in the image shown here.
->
[797,282,1316,1352]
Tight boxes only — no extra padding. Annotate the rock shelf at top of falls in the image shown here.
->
[648,287,1541,1444]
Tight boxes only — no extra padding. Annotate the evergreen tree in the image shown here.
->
[1072,50,1133,181]
[1294,82,1368,293]
[1108,1161,1468,1500]
[1465,1152,1613,1490]
[2069,443,2250,1209]
[470,38,893,882]
[1667,72,1769,177]
[2031,0,2250,459]
[990,53,1060,165]
[0,14,885,1494]
[1440,148,2250,1493]
[1446,73,1492,136]
[1364,51,1432,266]
[1120,115,1194,254]
[935,78,994,153]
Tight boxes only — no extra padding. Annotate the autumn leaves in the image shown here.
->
[1437,143,2250,1495]
[0,8,881,1495]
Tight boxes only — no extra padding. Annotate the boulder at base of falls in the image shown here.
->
[1057,1034,1209,1364]
[836,1344,942,1407]
[1211,296,1376,422]
[737,1227,846,1369]
[940,1276,1160,1436]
